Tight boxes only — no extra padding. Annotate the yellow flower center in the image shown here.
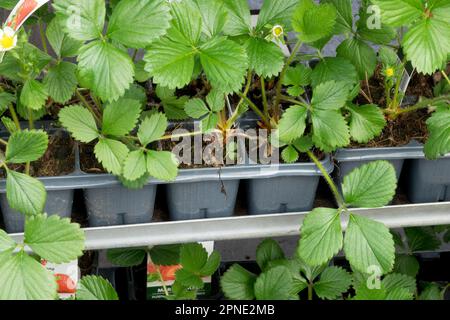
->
[0,34,14,49]
[272,26,283,37]
[386,68,394,77]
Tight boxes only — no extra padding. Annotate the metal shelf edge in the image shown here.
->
[10,202,450,250]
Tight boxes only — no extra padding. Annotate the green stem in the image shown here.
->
[38,21,48,54]
[0,138,7,146]
[280,95,309,108]
[76,90,101,124]
[395,95,450,116]
[132,49,139,62]
[441,70,450,86]
[225,71,253,129]
[237,92,271,129]
[261,77,269,119]
[308,282,313,301]
[8,104,21,131]
[274,40,303,117]
[307,150,345,207]
[156,266,170,297]
[158,130,204,141]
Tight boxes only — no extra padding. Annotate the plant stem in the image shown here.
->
[441,70,450,86]
[38,21,48,54]
[76,90,101,124]
[225,71,253,129]
[132,49,139,62]
[158,130,204,141]
[274,40,303,118]
[0,138,7,146]
[307,150,345,207]
[280,95,309,108]
[308,282,313,301]
[394,94,450,116]
[156,266,170,297]
[237,92,271,129]
[260,77,269,118]
[8,104,21,131]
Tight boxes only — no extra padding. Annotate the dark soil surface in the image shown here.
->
[79,143,105,174]
[0,130,75,178]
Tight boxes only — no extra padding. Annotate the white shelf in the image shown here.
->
[12,202,450,250]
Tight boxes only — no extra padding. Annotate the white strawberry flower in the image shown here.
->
[0,27,17,52]
[272,25,284,38]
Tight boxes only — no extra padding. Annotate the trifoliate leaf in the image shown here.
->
[138,113,168,146]
[311,110,350,152]
[256,0,299,31]
[278,106,308,143]
[0,250,57,300]
[20,79,48,111]
[424,110,450,159]
[245,37,284,78]
[282,145,299,164]
[146,150,179,181]
[347,104,386,144]
[6,170,46,216]
[311,57,359,88]
[298,208,343,267]
[78,40,134,102]
[155,86,189,120]
[337,38,377,79]
[170,0,203,45]
[94,138,129,175]
[107,0,171,48]
[343,161,397,208]
[254,266,297,300]
[356,7,396,45]
[370,0,423,27]
[59,105,99,143]
[102,99,141,137]
[201,113,219,133]
[314,266,352,300]
[24,215,84,264]
[256,239,286,272]
[344,214,395,274]
[46,16,83,58]
[293,136,314,153]
[402,17,450,75]
[53,0,106,41]
[106,248,146,267]
[6,130,48,164]
[221,264,257,300]
[199,37,248,94]
[206,89,225,112]
[292,0,337,43]
[123,150,147,181]
[77,275,118,300]
[180,243,208,273]
[44,61,78,104]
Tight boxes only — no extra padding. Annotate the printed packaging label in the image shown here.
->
[42,259,79,300]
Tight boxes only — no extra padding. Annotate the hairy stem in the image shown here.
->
[237,92,271,129]
[39,21,48,54]
[307,150,345,207]
[76,90,101,124]
[261,77,269,119]
[8,104,21,131]
[225,71,253,129]
[441,70,450,86]
[274,40,303,118]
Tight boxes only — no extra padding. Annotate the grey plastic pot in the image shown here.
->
[245,156,334,215]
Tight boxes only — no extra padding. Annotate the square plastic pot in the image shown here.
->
[0,190,73,233]
[245,156,334,215]
[166,180,239,221]
[406,156,450,203]
[84,185,157,227]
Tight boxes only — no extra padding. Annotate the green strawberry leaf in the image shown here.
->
[94,138,129,175]
[77,275,119,300]
[256,239,286,272]
[314,266,352,300]
[221,264,257,300]
[44,61,78,104]
[59,105,99,143]
[146,150,179,182]
[102,99,141,137]
[347,104,386,144]
[6,170,46,216]
[6,130,48,164]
